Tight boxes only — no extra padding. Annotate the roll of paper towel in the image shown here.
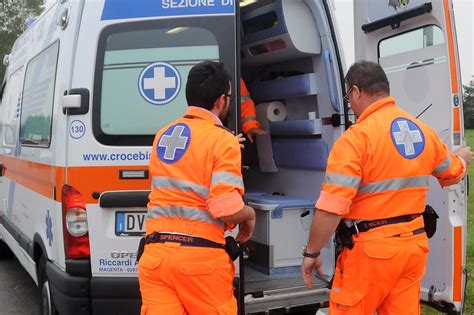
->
[254,101,286,173]
[259,101,287,122]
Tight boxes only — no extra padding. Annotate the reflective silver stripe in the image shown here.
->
[211,172,244,189]
[242,116,257,123]
[323,172,361,189]
[358,176,429,194]
[433,156,451,174]
[241,94,251,102]
[147,206,225,228]
[153,176,209,199]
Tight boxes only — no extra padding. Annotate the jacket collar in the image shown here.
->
[356,96,396,123]
[186,106,223,126]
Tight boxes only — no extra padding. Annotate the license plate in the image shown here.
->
[115,211,147,236]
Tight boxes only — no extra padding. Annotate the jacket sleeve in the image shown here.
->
[240,78,261,134]
[315,127,366,216]
[206,133,245,219]
[430,132,466,187]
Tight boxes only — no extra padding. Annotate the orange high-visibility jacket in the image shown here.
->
[316,96,466,220]
[240,78,261,134]
[147,106,245,244]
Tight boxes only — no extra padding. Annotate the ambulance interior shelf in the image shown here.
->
[240,0,321,68]
[248,72,323,137]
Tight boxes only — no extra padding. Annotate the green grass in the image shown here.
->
[422,129,474,314]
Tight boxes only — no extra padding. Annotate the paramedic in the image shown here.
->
[139,61,256,314]
[240,78,268,142]
[300,61,473,314]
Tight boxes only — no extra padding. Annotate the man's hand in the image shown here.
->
[455,146,473,166]
[236,215,255,243]
[235,133,246,149]
[301,256,323,289]
[246,128,269,143]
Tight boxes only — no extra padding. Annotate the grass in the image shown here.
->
[421,129,474,314]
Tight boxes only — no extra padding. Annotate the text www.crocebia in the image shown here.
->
[82,151,151,161]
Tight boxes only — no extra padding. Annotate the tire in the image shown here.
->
[38,255,59,315]
[0,240,13,259]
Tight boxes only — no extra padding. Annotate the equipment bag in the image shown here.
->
[423,205,439,239]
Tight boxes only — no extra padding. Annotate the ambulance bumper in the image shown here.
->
[47,261,141,314]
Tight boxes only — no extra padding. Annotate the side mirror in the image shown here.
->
[63,88,89,115]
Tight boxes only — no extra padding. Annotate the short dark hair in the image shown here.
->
[345,61,390,95]
[186,61,231,110]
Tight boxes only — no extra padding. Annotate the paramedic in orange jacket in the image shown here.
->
[300,61,473,314]
[240,78,268,142]
[139,61,256,315]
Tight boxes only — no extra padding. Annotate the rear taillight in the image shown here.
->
[62,185,90,259]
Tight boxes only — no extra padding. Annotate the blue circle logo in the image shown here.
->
[390,118,425,159]
[157,123,191,164]
[138,62,181,105]
[69,120,86,139]
[453,94,459,107]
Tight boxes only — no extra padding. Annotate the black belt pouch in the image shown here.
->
[137,237,146,262]
[423,205,439,239]
[225,236,241,261]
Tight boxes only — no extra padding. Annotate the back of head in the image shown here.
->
[186,61,231,111]
[345,61,390,96]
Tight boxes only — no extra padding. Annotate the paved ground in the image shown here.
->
[0,256,40,315]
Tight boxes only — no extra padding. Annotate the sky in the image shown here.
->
[44,0,472,84]
[333,0,474,86]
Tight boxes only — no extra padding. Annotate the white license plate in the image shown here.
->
[115,211,147,236]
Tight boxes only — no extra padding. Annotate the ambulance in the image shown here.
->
[0,0,467,314]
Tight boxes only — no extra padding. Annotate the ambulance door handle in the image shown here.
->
[63,88,90,115]
[323,49,340,112]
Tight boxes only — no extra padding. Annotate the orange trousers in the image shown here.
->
[329,230,429,314]
[138,242,237,315]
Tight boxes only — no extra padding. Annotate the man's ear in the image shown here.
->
[353,86,361,99]
[214,94,225,110]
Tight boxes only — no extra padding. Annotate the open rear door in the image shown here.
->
[354,0,467,313]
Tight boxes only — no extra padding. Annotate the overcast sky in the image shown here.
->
[44,0,472,84]
[334,0,473,85]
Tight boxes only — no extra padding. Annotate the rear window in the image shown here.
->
[378,25,444,59]
[94,17,236,146]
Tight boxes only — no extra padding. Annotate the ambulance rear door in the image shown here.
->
[66,0,239,287]
[354,0,467,312]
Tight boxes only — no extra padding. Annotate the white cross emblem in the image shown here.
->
[143,67,176,100]
[393,120,423,156]
[158,126,188,160]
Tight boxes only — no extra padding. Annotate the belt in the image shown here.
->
[145,232,225,249]
[349,214,421,235]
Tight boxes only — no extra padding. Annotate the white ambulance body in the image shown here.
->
[0,0,467,314]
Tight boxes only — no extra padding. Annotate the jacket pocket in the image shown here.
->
[363,243,400,259]
[178,259,216,276]
[330,287,365,313]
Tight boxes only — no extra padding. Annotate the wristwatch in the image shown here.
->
[302,245,320,258]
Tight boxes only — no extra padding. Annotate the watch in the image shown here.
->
[302,245,320,258]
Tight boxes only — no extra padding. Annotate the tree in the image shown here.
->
[0,0,45,81]
[463,84,474,129]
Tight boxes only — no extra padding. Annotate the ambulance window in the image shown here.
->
[20,42,59,147]
[94,17,236,146]
[378,25,444,58]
